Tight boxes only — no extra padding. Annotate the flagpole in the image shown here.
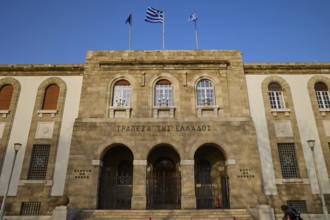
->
[162,11,165,50]
[129,14,132,50]
[194,20,198,50]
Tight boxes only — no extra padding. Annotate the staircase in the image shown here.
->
[75,209,254,220]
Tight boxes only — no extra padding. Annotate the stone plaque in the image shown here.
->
[274,120,293,137]
[323,120,330,136]
[35,122,55,139]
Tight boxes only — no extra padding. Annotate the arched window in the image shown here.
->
[0,84,13,110]
[112,80,131,107]
[314,82,330,109]
[155,79,172,106]
[197,79,215,106]
[42,84,60,110]
[268,82,285,109]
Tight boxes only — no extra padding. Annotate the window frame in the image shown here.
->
[112,80,131,107]
[154,79,173,107]
[268,82,286,109]
[278,143,300,179]
[27,144,51,180]
[196,79,215,106]
[0,84,14,110]
[314,82,330,109]
[42,84,60,110]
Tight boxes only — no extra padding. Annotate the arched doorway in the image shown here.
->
[194,144,230,209]
[98,145,133,209]
[147,145,181,209]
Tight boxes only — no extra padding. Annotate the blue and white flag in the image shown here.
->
[145,7,164,23]
[125,13,132,25]
[188,12,198,22]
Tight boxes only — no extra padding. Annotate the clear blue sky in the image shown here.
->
[0,0,329,64]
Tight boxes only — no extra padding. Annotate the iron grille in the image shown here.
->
[98,161,133,209]
[147,172,181,209]
[195,160,213,209]
[278,143,300,179]
[147,159,181,209]
[27,144,50,180]
[287,200,307,213]
[20,202,41,216]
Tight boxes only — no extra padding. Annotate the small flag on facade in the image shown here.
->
[188,12,199,50]
[145,7,164,23]
[125,13,132,25]
[188,12,198,22]
[125,13,132,50]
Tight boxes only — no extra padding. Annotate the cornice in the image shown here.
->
[0,64,84,76]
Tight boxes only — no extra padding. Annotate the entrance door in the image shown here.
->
[195,160,213,209]
[147,158,181,209]
[98,160,133,209]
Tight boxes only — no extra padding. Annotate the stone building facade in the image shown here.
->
[0,50,329,219]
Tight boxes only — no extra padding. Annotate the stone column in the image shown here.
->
[131,160,147,209]
[180,160,196,209]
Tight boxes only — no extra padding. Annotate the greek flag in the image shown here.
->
[125,13,132,25]
[145,7,164,23]
[188,12,198,22]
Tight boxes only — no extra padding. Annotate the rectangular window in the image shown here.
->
[27,144,50,180]
[268,91,285,109]
[155,84,172,106]
[20,202,41,215]
[113,85,131,107]
[287,200,307,213]
[316,91,330,109]
[278,143,300,179]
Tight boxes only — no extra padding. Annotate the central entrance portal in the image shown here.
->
[147,145,181,209]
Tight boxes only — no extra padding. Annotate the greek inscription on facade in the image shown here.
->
[116,125,211,132]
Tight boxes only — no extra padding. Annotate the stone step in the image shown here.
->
[77,209,254,220]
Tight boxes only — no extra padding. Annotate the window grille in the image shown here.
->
[287,200,307,213]
[278,143,300,179]
[42,84,59,110]
[197,79,215,106]
[20,202,41,215]
[27,145,50,180]
[155,79,172,106]
[268,82,285,109]
[113,80,131,107]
